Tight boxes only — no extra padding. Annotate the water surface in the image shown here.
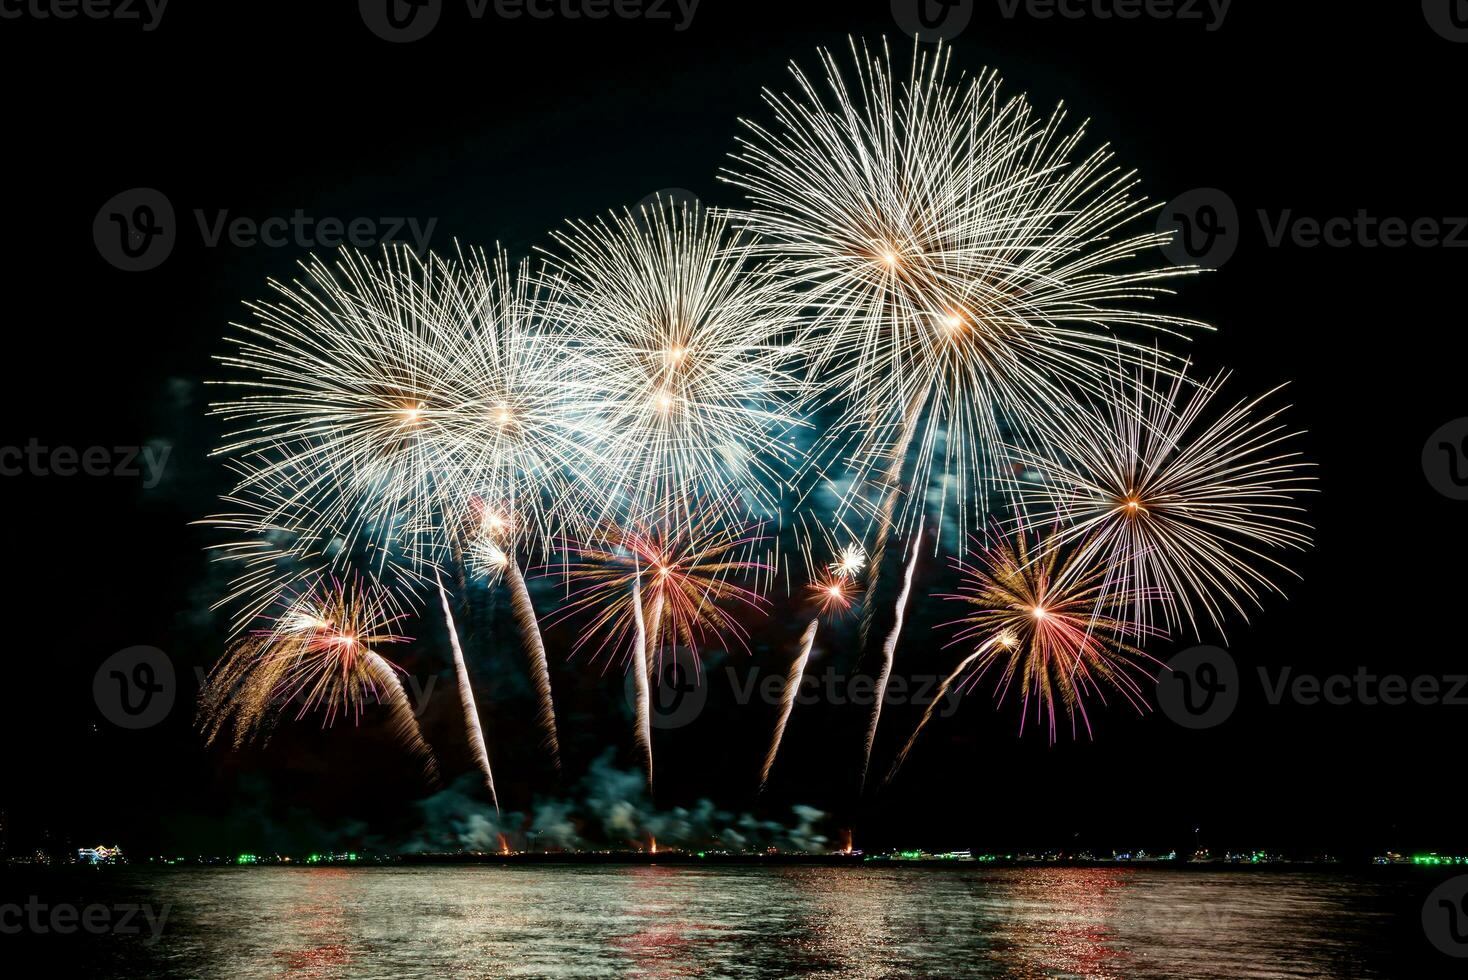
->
[5,865,1446,977]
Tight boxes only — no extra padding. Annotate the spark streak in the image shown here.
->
[437,571,497,811]
[860,515,924,793]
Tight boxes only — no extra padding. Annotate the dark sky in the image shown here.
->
[2,1,1465,860]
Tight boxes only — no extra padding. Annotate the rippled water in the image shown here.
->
[5,865,1448,977]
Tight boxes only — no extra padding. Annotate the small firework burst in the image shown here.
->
[807,573,857,617]
[829,543,866,580]
[198,577,438,781]
[548,513,771,674]
[939,529,1161,742]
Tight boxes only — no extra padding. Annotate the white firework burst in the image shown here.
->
[210,245,468,574]
[1010,357,1315,639]
[723,37,1205,548]
[429,245,606,559]
[537,196,806,536]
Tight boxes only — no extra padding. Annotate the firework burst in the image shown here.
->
[725,38,1204,550]
[549,514,772,675]
[210,246,467,575]
[538,197,806,537]
[1011,358,1314,639]
[198,576,439,784]
[928,528,1158,749]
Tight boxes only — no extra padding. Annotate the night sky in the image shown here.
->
[3,1,1465,861]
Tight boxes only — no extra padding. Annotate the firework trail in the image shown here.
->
[506,557,561,772]
[760,549,860,791]
[860,515,924,794]
[466,501,562,771]
[436,571,498,811]
[759,616,818,792]
[630,575,655,793]
[364,652,441,787]
[857,391,925,649]
[198,577,439,785]
[883,635,1003,788]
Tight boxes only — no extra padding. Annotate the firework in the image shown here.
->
[432,247,605,552]
[548,513,769,793]
[859,516,925,793]
[725,38,1203,554]
[920,529,1158,752]
[198,577,439,784]
[537,197,806,537]
[1011,358,1314,639]
[630,576,655,793]
[437,571,498,811]
[210,244,596,783]
[549,514,771,676]
[210,246,466,574]
[759,545,862,792]
[463,500,561,771]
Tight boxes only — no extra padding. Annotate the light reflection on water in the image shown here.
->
[61,865,1412,978]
